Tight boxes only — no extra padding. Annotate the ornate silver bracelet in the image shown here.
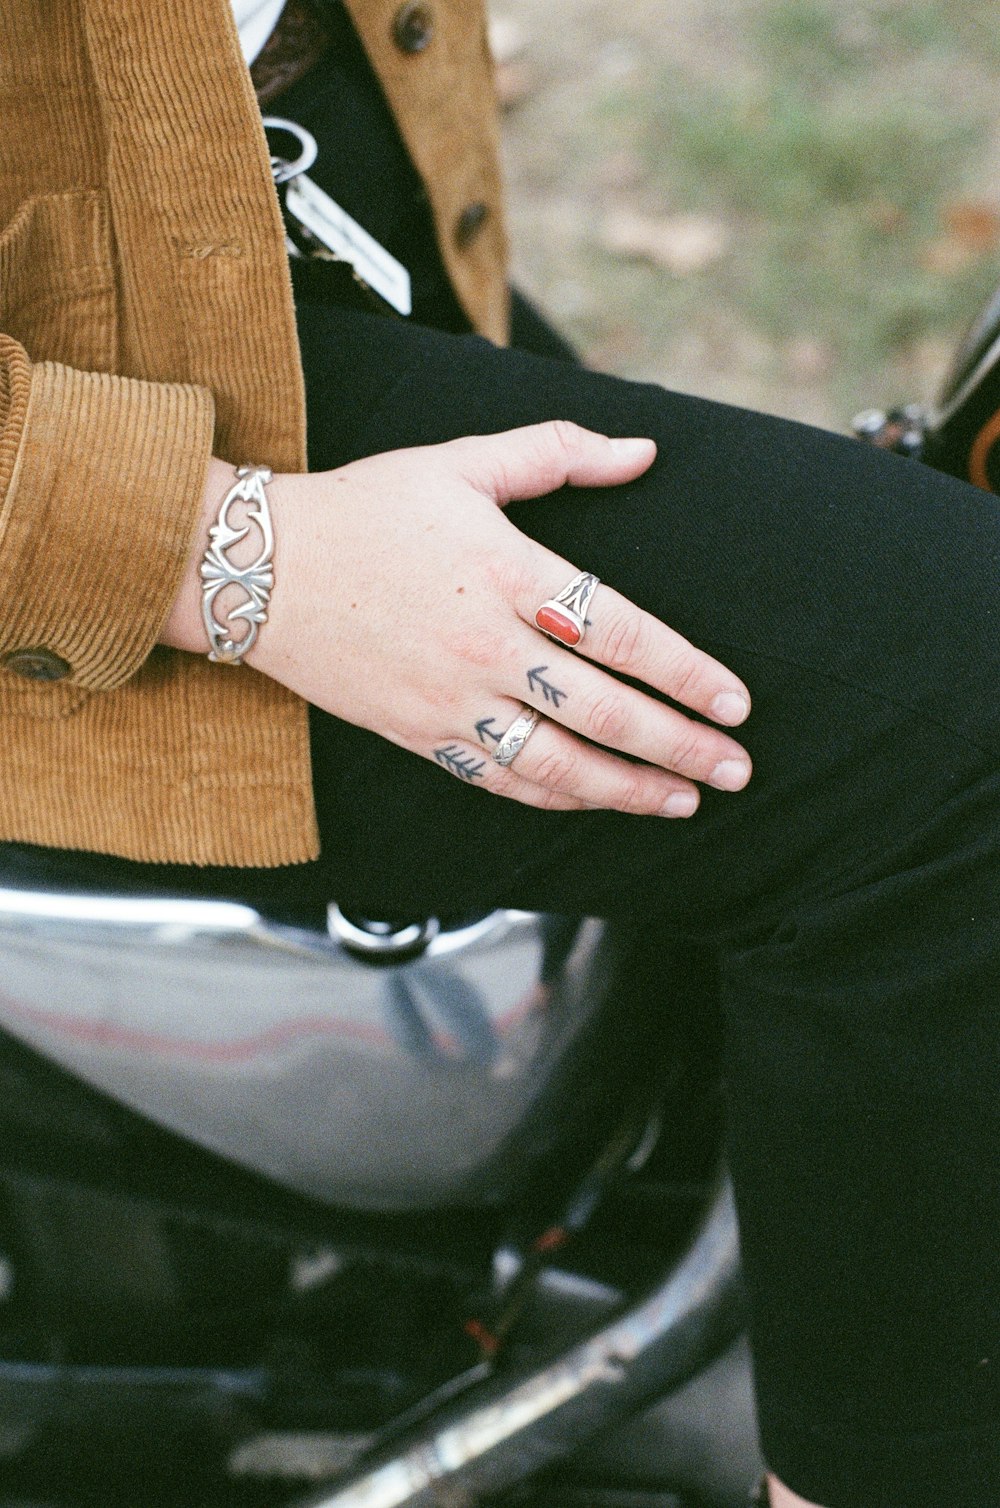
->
[200,464,275,665]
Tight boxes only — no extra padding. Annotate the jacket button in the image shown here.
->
[392,2,434,53]
[3,648,72,682]
[455,200,490,248]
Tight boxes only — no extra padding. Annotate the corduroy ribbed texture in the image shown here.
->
[342,0,510,345]
[0,0,508,866]
[0,361,215,688]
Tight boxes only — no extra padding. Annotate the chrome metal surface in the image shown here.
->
[200,464,275,664]
[851,404,926,460]
[933,283,1000,415]
[0,880,614,1210]
[554,569,600,622]
[290,1174,742,1507]
[492,707,541,767]
[326,907,439,958]
[263,116,320,184]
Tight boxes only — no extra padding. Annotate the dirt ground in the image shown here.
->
[497,0,1000,430]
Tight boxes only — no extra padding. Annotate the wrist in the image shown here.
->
[160,455,235,655]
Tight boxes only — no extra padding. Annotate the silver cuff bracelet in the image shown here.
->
[200,464,275,666]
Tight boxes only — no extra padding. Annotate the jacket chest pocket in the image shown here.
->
[0,189,117,372]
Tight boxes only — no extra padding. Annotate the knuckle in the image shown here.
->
[451,628,499,671]
[611,769,649,813]
[495,774,569,812]
[664,650,706,703]
[530,743,582,792]
[488,766,517,800]
[548,418,585,459]
[586,690,631,745]
[601,609,650,672]
[422,683,453,717]
[666,726,704,775]
[483,544,533,603]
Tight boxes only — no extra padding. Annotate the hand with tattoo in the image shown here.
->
[162,423,752,817]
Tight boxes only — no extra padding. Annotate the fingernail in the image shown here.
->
[711,691,749,725]
[609,437,655,459]
[709,759,751,792]
[662,790,699,817]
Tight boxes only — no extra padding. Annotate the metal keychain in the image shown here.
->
[262,116,412,316]
[261,116,319,185]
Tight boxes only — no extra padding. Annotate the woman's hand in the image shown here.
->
[164,424,752,816]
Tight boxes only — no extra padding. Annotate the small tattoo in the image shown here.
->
[475,717,503,745]
[435,744,487,781]
[527,665,568,708]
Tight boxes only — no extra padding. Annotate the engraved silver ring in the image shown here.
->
[492,708,542,767]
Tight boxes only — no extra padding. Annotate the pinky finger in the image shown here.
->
[431,740,589,812]
[499,776,592,812]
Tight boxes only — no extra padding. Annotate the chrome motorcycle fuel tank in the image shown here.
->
[0,877,635,1211]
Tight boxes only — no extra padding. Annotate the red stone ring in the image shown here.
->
[534,571,601,648]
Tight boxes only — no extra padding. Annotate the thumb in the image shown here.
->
[445,421,656,505]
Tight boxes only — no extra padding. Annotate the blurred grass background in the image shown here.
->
[498,0,1000,429]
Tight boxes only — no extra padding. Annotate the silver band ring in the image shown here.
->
[534,570,600,648]
[492,707,542,767]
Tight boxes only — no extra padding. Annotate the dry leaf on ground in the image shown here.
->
[920,199,1000,275]
[944,199,1000,250]
[489,14,529,65]
[489,15,533,109]
[600,210,730,275]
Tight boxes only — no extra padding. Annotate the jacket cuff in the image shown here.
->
[0,355,215,690]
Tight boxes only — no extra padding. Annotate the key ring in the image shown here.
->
[261,116,319,185]
[262,113,412,316]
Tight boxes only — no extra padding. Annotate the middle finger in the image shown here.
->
[515,558,751,727]
[499,624,753,791]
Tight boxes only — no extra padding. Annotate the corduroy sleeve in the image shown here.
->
[0,334,215,690]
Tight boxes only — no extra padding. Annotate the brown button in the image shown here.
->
[392,2,434,53]
[3,648,71,682]
[455,200,490,249]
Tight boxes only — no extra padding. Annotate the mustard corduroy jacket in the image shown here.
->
[0,0,508,865]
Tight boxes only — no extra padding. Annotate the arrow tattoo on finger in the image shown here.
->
[435,744,487,781]
[475,717,503,745]
[527,666,568,709]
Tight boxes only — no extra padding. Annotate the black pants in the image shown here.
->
[20,18,999,1501]
[281,287,1000,1507]
[25,291,995,1507]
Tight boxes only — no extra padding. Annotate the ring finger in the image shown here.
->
[437,699,703,816]
[517,558,752,730]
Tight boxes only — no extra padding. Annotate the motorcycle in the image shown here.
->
[0,286,997,1508]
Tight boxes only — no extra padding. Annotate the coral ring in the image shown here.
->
[534,571,601,648]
